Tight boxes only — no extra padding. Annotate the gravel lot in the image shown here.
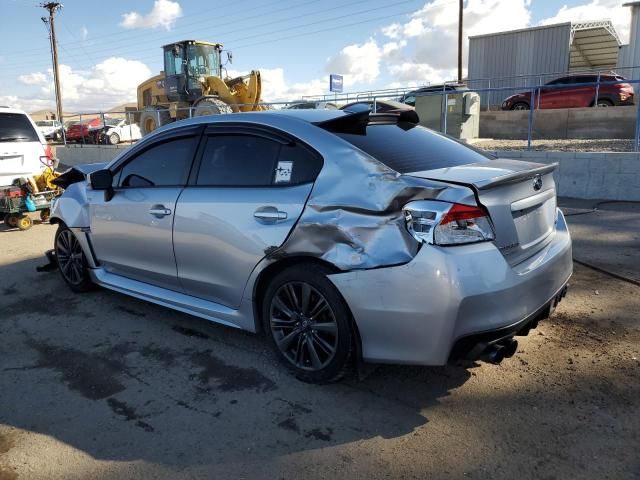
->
[472,138,636,152]
[0,210,639,480]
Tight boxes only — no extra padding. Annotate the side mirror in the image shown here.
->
[89,169,115,201]
[89,169,113,190]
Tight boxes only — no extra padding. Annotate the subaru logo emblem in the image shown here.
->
[533,174,542,191]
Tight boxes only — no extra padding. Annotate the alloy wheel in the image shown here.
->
[56,230,85,286]
[270,281,339,371]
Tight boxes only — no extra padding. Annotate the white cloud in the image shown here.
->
[325,39,382,85]
[388,63,454,85]
[540,0,630,43]
[382,23,402,40]
[120,0,182,31]
[18,72,48,86]
[81,26,88,41]
[381,0,531,78]
[15,57,152,112]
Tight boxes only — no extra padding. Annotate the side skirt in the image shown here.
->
[89,267,255,331]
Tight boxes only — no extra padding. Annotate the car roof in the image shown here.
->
[161,109,347,130]
[409,84,467,94]
[0,106,30,116]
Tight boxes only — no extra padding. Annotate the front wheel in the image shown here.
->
[262,264,354,383]
[594,99,614,107]
[511,102,530,110]
[55,225,93,292]
[193,98,234,116]
[108,132,120,145]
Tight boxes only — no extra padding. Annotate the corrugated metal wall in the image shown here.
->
[618,4,640,85]
[468,24,571,107]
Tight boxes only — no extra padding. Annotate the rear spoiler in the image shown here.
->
[475,163,557,190]
[314,109,420,135]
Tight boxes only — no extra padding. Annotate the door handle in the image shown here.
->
[254,206,287,224]
[149,205,172,218]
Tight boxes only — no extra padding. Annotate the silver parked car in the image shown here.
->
[50,109,572,383]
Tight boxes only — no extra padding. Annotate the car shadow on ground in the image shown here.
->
[0,256,472,468]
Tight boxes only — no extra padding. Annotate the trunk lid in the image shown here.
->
[407,158,558,265]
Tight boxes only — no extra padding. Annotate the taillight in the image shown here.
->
[403,200,495,246]
[40,145,56,168]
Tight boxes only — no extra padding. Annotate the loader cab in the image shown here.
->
[163,40,223,103]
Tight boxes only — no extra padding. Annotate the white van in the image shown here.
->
[0,107,53,186]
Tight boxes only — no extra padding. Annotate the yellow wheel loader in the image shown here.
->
[136,40,264,135]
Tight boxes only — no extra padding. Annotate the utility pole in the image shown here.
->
[41,2,63,123]
[457,0,463,84]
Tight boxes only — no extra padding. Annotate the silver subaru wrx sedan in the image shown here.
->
[50,109,572,383]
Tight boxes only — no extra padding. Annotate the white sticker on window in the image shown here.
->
[274,161,293,184]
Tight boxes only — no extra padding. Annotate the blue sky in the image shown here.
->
[0,0,632,112]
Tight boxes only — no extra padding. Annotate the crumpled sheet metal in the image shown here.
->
[50,162,106,227]
[270,146,466,270]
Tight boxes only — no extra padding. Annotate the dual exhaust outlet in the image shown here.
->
[479,338,518,365]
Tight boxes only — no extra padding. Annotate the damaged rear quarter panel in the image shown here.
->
[268,128,476,270]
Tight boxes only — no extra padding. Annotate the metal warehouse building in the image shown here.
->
[467,21,623,107]
[618,2,640,74]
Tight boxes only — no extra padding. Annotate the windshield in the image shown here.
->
[0,113,40,142]
[335,123,491,173]
[186,44,220,77]
[36,121,52,127]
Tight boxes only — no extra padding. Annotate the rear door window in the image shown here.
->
[196,134,323,186]
[335,123,491,173]
[0,113,39,142]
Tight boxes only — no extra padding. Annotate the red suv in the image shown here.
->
[501,74,634,110]
[66,117,105,143]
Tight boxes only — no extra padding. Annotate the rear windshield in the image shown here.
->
[335,122,491,173]
[0,113,39,142]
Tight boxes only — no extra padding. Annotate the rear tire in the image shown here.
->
[108,132,120,145]
[54,224,93,293]
[262,264,354,383]
[139,107,170,136]
[5,214,18,227]
[193,98,233,117]
[511,102,530,110]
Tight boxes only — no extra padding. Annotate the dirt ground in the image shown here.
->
[473,138,636,152]
[0,211,639,479]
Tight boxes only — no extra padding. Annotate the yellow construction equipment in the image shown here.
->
[136,40,264,135]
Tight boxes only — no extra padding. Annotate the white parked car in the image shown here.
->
[35,119,63,141]
[101,117,142,145]
[0,107,53,186]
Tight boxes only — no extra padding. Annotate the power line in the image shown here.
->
[4,0,424,71]
[12,0,312,57]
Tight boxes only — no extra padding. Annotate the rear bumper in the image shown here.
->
[448,282,568,362]
[328,209,573,365]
